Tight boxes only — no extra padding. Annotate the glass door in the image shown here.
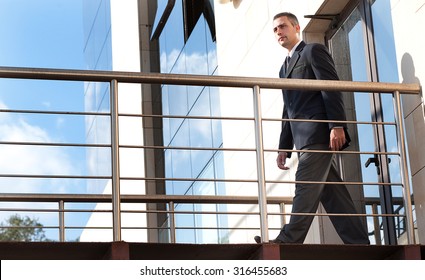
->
[327,0,402,245]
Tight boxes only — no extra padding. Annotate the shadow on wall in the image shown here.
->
[401,53,423,116]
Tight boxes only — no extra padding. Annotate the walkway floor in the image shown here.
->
[1,242,423,260]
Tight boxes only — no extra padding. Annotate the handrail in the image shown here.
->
[0,66,421,245]
[0,193,292,204]
[0,66,421,93]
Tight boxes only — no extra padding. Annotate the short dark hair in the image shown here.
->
[273,12,299,27]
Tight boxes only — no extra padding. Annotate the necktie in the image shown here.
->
[285,55,291,71]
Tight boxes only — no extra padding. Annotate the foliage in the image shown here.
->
[0,214,48,241]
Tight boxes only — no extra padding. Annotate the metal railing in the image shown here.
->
[0,66,421,244]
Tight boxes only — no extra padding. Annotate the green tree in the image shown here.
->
[0,214,47,241]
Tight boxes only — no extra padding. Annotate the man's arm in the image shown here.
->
[278,103,293,157]
[277,103,293,169]
[310,44,350,150]
[310,44,347,128]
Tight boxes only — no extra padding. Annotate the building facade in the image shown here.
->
[80,0,148,241]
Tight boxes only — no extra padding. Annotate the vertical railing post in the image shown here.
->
[393,90,415,244]
[110,79,122,241]
[372,203,382,245]
[279,203,287,227]
[253,85,269,242]
[169,201,176,243]
[59,200,65,242]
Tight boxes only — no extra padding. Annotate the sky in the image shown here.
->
[0,0,87,240]
[0,0,84,69]
[0,0,85,112]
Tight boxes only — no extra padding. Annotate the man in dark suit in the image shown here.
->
[259,12,370,244]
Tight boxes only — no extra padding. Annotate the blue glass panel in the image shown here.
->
[163,0,184,73]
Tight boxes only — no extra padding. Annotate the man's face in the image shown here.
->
[273,16,300,51]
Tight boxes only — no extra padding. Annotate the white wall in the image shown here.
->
[391,0,425,244]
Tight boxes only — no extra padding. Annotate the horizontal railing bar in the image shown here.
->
[0,66,420,94]
[63,226,262,231]
[0,141,111,148]
[15,225,412,232]
[120,209,405,218]
[263,118,396,126]
[0,108,110,116]
[0,193,405,205]
[121,144,256,152]
[117,144,400,156]
[72,226,276,231]
[0,203,405,215]
[173,227,269,231]
[0,203,406,216]
[272,149,399,155]
[0,208,259,216]
[0,226,60,229]
[0,208,112,213]
[0,173,402,186]
[120,113,255,121]
[265,180,402,186]
[0,140,401,156]
[4,223,410,232]
[119,176,403,186]
[1,108,397,126]
[121,209,262,215]
[0,193,111,203]
[0,225,265,231]
[128,113,397,126]
[0,208,405,220]
[0,193,113,202]
[0,193,292,204]
[267,212,404,218]
[58,226,113,230]
[0,174,111,179]
[121,177,259,183]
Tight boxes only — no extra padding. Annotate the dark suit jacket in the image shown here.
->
[278,41,350,157]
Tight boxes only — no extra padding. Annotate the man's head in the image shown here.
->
[273,12,301,52]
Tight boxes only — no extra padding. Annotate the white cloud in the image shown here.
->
[0,104,76,180]
[160,49,217,75]
[42,101,51,108]
[0,100,82,232]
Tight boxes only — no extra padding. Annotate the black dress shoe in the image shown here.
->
[269,238,284,244]
[254,235,262,243]
[254,236,285,244]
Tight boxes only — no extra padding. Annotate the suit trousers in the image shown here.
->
[276,144,370,244]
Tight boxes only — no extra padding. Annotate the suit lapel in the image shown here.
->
[285,41,305,78]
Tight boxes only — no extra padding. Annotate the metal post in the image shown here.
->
[393,90,415,244]
[59,200,65,242]
[110,79,122,241]
[169,201,176,243]
[372,203,381,245]
[252,85,269,242]
[279,203,287,227]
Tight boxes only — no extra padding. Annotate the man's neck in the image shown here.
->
[287,40,302,56]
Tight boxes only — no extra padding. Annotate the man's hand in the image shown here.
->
[329,127,346,151]
[277,151,290,170]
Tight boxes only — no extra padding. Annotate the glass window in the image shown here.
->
[157,0,220,244]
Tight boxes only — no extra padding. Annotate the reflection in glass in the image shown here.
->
[158,0,221,243]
